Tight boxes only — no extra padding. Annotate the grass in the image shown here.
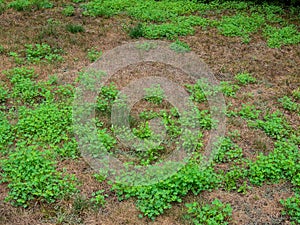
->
[0,0,300,224]
[66,23,85,33]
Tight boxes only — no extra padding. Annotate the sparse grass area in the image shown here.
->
[66,23,85,33]
[0,0,299,224]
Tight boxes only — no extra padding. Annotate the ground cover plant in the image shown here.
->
[0,0,299,224]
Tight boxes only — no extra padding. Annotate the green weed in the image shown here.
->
[0,145,77,207]
[238,104,261,119]
[4,67,46,104]
[223,166,247,192]
[142,22,194,39]
[113,159,221,220]
[90,190,107,208]
[278,96,299,112]
[87,47,102,62]
[252,111,291,139]
[25,43,63,63]
[264,25,300,48]
[213,137,243,163]
[186,78,219,103]
[247,140,300,186]
[235,73,256,85]
[217,13,265,43]
[144,84,165,105]
[62,5,75,16]
[139,110,160,120]
[185,199,233,225]
[160,110,182,138]
[0,0,6,14]
[8,0,53,11]
[135,42,157,51]
[97,128,116,151]
[180,108,215,130]
[15,103,73,148]
[39,19,61,38]
[9,52,24,65]
[170,40,191,53]
[82,0,130,17]
[0,112,14,154]
[133,121,153,139]
[143,16,210,39]
[292,88,300,100]
[0,85,9,103]
[281,193,300,224]
[220,81,240,97]
[96,83,119,112]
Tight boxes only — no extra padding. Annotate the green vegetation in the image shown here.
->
[264,25,300,48]
[279,96,300,113]
[78,0,300,47]
[281,193,300,224]
[186,78,219,103]
[247,140,300,186]
[238,104,261,119]
[292,88,300,100]
[25,43,63,63]
[235,73,256,85]
[96,82,119,112]
[66,23,85,33]
[113,159,221,220]
[0,0,300,223]
[170,40,191,53]
[217,13,265,43]
[213,137,243,163]
[0,145,76,207]
[8,0,53,11]
[0,45,4,54]
[252,111,291,140]
[135,42,157,51]
[0,112,14,153]
[0,65,79,207]
[185,199,233,225]
[220,81,240,97]
[142,16,210,39]
[129,23,144,39]
[0,85,9,103]
[0,0,6,14]
[90,190,107,208]
[87,47,103,62]
[62,5,75,16]
[144,84,165,104]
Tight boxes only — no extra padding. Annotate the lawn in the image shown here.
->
[0,0,299,224]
